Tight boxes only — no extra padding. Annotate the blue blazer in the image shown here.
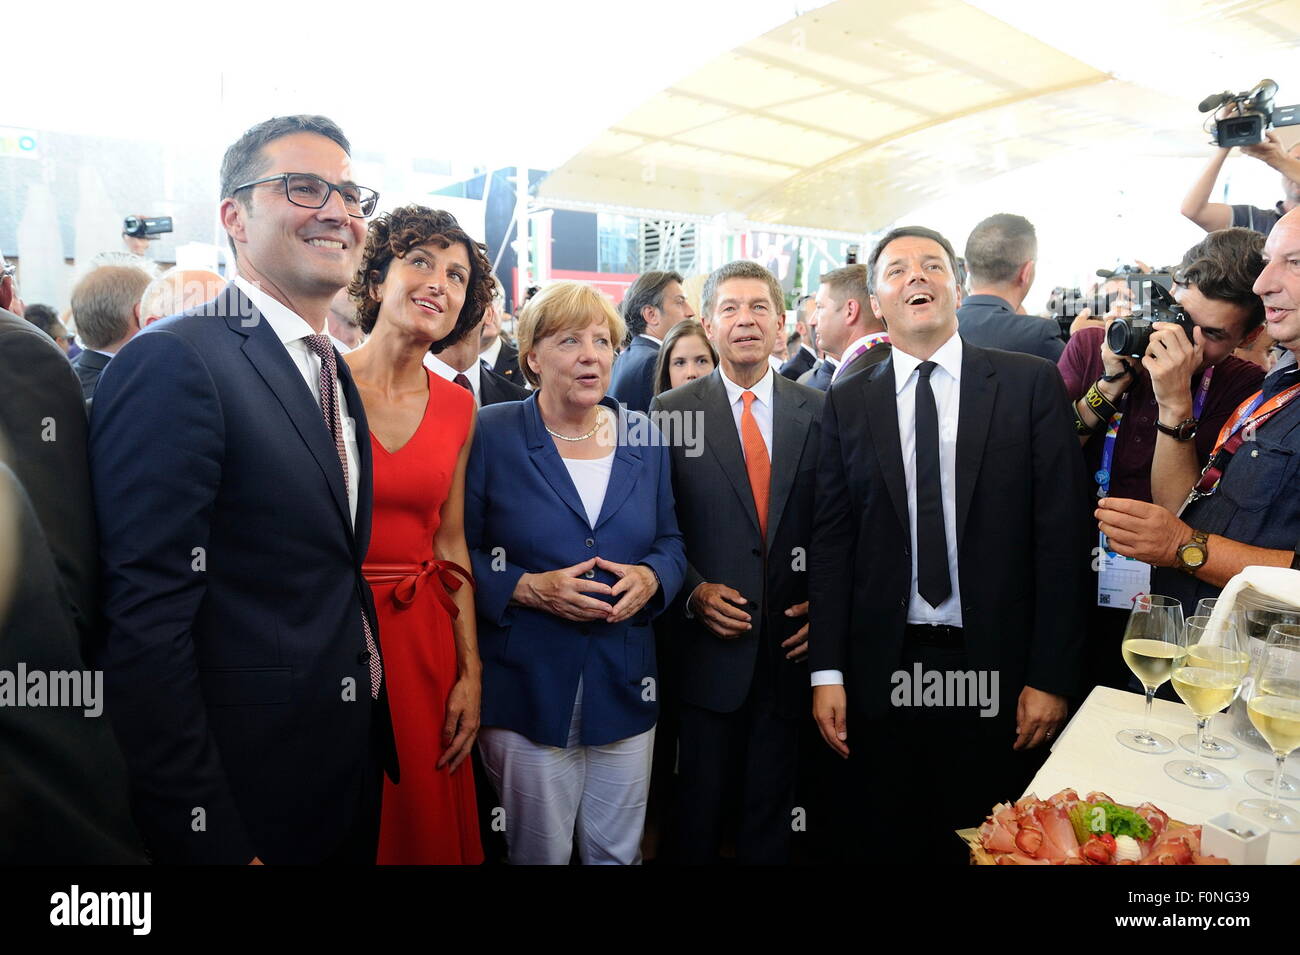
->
[88,284,394,864]
[466,393,685,747]
[608,335,661,414]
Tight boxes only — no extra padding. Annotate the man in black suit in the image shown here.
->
[779,295,817,379]
[813,263,891,384]
[479,288,522,384]
[90,115,395,864]
[797,356,836,390]
[810,226,1088,863]
[424,298,528,406]
[611,270,696,413]
[69,264,153,401]
[0,459,146,863]
[0,275,98,647]
[956,213,1064,361]
[651,260,823,865]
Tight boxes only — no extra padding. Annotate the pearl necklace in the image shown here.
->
[544,407,604,442]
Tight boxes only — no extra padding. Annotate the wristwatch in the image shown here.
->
[1175,530,1210,573]
[1155,417,1199,441]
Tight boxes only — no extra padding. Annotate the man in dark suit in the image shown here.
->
[424,299,528,406]
[90,115,395,864]
[0,277,99,648]
[651,260,824,865]
[610,270,695,413]
[480,290,522,384]
[69,265,153,401]
[810,226,1088,863]
[0,459,146,863]
[797,355,837,391]
[779,297,817,379]
[815,263,892,383]
[956,213,1064,361]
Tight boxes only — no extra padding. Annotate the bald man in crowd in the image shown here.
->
[138,267,226,328]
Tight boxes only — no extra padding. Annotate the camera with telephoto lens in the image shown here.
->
[1105,277,1193,358]
[122,216,173,239]
[1198,79,1300,148]
[1047,287,1115,340]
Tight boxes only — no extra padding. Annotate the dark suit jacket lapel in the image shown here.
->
[862,357,910,536]
[767,374,812,549]
[522,392,592,527]
[955,342,997,547]
[222,287,353,535]
[594,400,643,530]
[700,370,762,538]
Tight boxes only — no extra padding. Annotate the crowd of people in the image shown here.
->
[2,112,1299,866]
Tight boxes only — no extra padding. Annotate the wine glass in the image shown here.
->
[1238,625,1300,833]
[1165,616,1247,789]
[1240,608,1300,798]
[1181,597,1246,759]
[1117,594,1185,754]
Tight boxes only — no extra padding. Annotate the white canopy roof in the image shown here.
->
[538,0,1300,232]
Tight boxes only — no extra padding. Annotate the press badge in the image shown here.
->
[1096,531,1150,609]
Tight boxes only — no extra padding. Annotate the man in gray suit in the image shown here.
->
[651,260,824,864]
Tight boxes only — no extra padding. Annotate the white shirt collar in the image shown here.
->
[891,331,963,395]
[233,276,322,346]
[720,364,775,408]
[480,335,503,366]
[637,333,662,347]
[800,342,817,359]
[423,351,481,394]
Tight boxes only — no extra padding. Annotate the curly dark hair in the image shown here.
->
[348,205,495,353]
[1175,227,1266,333]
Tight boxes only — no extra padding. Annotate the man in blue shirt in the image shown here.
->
[1098,208,1300,611]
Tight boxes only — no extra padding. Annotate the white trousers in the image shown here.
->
[479,681,655,865]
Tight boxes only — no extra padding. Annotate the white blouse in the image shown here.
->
[562,451,615,528]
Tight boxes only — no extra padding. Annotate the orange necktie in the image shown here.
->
[740,391,770,542]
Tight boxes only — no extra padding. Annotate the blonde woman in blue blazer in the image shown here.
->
[466,281,685,865]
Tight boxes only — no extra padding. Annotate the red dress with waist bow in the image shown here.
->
[365,369,482,864]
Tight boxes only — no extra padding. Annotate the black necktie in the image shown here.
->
[914,361,951,608]
[453,373,473,393]
[1261,365,1300,400]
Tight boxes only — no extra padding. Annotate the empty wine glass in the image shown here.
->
[1117,594,1184,754]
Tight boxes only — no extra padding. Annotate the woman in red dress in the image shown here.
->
[344,205,496,864]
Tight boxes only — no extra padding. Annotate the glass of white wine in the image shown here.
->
[1182,597,1246,759]
[1117,594,1185,754]
[1165,616,1247,789]
[1238,625,1300,834]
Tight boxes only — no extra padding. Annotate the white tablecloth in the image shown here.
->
[1026,686,1300,865]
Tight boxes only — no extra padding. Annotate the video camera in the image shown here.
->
[1105,273,1194,359]
[122,216,173,240]
[1198,79,1300,148]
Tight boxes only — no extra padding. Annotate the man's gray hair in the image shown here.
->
[701,260,784,320]
[71,265,153,349]
[963,213,1037,286]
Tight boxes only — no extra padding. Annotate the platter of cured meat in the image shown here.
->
[958,789,1229,865]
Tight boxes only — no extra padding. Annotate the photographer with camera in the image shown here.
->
[1098,209,1300,615]
[1182,111,1300,237]
[1058,229,1265,688]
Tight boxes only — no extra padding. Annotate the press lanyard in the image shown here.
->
[1094,365,1215,497]
[1187,376,1300,503]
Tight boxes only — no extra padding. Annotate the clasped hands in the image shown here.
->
[689,583,808,660]
[513,557,657,624]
